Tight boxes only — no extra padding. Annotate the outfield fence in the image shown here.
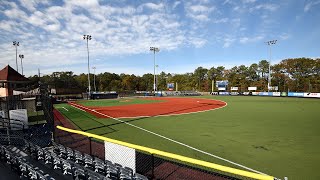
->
[55,124,276,180]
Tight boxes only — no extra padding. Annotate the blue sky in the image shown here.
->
[0,0,319,76]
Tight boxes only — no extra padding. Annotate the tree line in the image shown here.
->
[28,57,320,93]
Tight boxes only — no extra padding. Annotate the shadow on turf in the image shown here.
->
[56,102,224,138]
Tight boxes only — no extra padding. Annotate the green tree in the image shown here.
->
[194,67,208,91]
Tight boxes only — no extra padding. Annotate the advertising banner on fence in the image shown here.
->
[272,92,281,96]
[252,92,259,96]
[259,92,272,96]
[281,92,287,96]
[105,141,136,172]
[231,87,238,91]
[288,92,304,97]
[303,93,320,98]
[218,87,226,91]
[248,87,257,91]
[230,92,239,95]
[219,92,230,95]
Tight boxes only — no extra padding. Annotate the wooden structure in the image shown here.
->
[0,65,29,97]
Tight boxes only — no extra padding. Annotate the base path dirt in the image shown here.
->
[69,97,226,119]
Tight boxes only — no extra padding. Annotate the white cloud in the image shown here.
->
[250,4,279,12]
[141,3,164,10]
[279,33,290,40]
[0,0,198,73]
[185,3,215,22]
[223,38,236,48]
[212,18,228,23]
[239,35,264,44]
[172,1,181,9]
[242,0,256,3]
[304,0,320,12]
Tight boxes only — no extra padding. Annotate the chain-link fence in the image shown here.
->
[54,109,275,180]
[0,89,276,180]
[0,86,54,148]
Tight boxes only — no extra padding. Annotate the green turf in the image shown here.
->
[54,96,320,180]
[28,110,45,124]
[76,98,164,107]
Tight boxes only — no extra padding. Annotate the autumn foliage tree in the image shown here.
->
[30,58,320,93]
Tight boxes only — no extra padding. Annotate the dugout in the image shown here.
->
[90,92,118,99]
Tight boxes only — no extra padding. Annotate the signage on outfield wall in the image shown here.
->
[272,92,281,96]
[231,87,238,91]
[219,92,230,95]
[288,92,304,97]
[230,92,239,95]
[218,87,226,91]
[281,92,287,96]
[248,87,257,91]
[252,92,259,95]
[303,93,320,98]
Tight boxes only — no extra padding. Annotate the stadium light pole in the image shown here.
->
[156,64,159,91]
[83,35,92,98]
[19,54,24,76]
[92,66,96,92]
[265,40,277,92]
[150,47,160,93]
[13,41,19,72]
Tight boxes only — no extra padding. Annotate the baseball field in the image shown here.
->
[54,96,320,180]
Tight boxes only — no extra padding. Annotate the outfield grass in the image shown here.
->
[55,96,320,180]
[76,98,164,107]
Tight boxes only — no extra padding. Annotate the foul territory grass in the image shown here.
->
[54,96,320,180]
[76,98,164,107]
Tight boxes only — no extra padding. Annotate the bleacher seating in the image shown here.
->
[0,140,149,180]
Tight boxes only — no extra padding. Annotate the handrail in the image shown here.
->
[57,125,275,180]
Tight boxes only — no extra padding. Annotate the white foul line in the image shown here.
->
[68,101,269,176]
[62,107,69,111]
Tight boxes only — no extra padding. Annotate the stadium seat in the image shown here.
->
[53,155,62,171]
[119,166,133,180]
[37,148,45,161]
[61,159,73,176]
[72,164,86,180]
[84,153,94,170]
[94,157,106,174]
[105,163,119,179]
[44,151,53,166]
[133,173,149,180]
[74,150,84,166]
[66,147,74,161]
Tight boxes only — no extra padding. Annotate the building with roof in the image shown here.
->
[0,65,29,97]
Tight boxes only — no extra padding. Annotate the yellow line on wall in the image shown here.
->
[56,125,275,180]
